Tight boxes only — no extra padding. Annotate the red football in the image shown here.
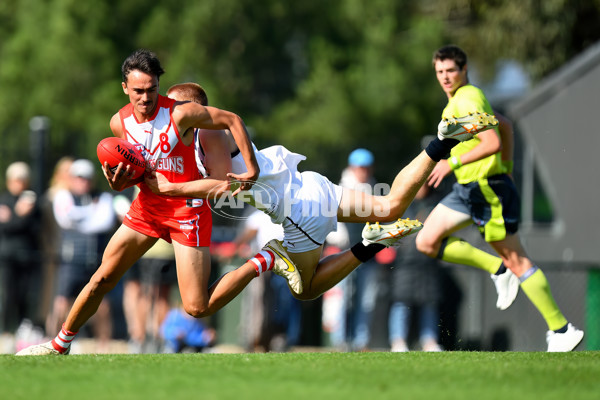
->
[96,137,146,178]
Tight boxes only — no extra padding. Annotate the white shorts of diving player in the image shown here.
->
[231,144,343,253]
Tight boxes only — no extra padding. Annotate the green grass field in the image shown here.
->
[2,351,599,400]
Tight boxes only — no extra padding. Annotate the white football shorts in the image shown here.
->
[281,171,343,253]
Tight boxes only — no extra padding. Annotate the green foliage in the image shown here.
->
[252,3,447,180]
[0,0,123,165]
[0,0,598,189]
[427,0,600,81]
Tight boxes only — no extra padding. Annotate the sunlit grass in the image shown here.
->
[2,351,599,400]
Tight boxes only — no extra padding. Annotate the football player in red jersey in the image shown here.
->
[16,49,304,356]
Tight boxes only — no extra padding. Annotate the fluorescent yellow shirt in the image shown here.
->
[443,84,505,183]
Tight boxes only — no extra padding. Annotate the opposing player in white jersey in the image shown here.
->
[16,50,302,356]
[147,82,495,301]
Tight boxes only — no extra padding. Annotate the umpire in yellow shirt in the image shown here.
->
[415,45,583,352]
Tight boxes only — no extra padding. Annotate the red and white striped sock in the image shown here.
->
[51,324,78,354]
[248,250,275,276]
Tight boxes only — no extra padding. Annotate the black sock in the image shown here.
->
[425,138,459,162]
[436,237,449,259]
[554,324,568,334]
[350,242,385,263]
[494,263,507,275]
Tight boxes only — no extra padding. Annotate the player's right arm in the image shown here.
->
[102,113,139,191]
[428,126,502,189]
[109,113,124,139]
[429,88,502,188]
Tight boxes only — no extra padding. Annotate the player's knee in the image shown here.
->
[293,290,318,301]
[415,232,436,257]
[182,302,211,318]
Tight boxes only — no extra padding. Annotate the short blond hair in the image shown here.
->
[167,82,208,106]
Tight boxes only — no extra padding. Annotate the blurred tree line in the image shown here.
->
[0,0,598,190]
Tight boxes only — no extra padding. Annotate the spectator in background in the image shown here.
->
[123,238,177,353]
[234,208,302,352]
[46,157,75,201]
[321,227,350,349]
[160,300,216,353]
[46,159,118,353]
[341,148,380,351]
[40,156,74,336]
[322,149,381,351]
[116,184,178,354]
[388,184,443,352]
[0,162,42,335]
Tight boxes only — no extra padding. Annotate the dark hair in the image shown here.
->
[121,49,165,82]
[167,82,209,106]
[432,45,467,70]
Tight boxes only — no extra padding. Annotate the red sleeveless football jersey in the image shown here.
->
[118,95,206,217]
